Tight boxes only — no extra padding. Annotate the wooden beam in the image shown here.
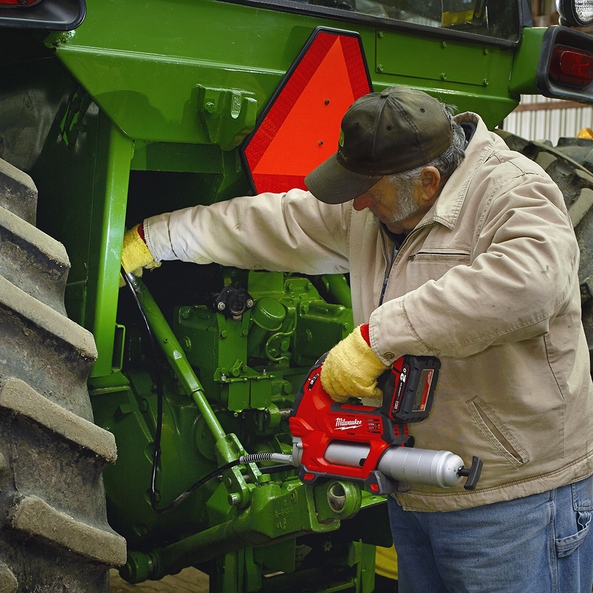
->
[513,100,591,112]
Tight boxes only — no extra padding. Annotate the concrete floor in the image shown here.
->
[110,568,209,593]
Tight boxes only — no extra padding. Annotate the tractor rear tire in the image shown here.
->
[0,157,126,592]
[496,131,593,373]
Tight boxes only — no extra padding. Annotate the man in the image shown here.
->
[122,86,593,593]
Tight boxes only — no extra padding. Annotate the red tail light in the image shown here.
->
[536,26,593,103]
[0,0,85,30]
[550,45,593,88]
[0,0,40,5]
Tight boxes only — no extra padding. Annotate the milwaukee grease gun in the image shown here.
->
[283,354,483,494]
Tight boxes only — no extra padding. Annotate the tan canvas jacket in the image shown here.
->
[144,112,593,512]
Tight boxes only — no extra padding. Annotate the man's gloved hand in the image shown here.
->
[320,324,389,403]
[121,224,160,277]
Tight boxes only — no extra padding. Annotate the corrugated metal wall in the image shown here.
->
[499,96,593,144]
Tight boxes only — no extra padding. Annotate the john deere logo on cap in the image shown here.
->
[337,128,348,163]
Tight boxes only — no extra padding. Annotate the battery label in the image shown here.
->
[414,368,434,411]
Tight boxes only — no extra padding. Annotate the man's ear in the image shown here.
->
[419,166,441,203]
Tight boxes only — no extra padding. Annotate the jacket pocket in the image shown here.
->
[556,476,593,558]
[407,250,471,264]
[466,398,530,467]
[404,250,471,286]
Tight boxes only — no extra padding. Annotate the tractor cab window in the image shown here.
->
[354,0,519,41]
[229,0,521,44]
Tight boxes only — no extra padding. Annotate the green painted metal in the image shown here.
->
[89,124,133,378]
[91,266,389,589]
[93,271,388,588]
[125,274,226,441]
[121,477,359,582]
[173,271,354,411]
[52,0,534,157]
[508,26,548,95]
[54,0,311,146]
[372,28,521,126]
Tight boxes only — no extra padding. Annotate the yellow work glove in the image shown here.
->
[320,325,389,403]
[121,224,160,277]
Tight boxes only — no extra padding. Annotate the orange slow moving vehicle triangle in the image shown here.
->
[243,28,372,194]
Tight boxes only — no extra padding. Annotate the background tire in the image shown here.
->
[0,158,126,592]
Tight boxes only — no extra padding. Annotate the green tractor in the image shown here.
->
[0,0,593,591]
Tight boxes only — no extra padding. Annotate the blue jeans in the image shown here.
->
[388,475,593,593]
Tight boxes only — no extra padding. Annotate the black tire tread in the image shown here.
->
[0,157,126,592]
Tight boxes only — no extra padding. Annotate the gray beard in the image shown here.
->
[389,184,420,223]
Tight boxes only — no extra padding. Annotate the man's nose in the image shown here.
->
[353,194,374,211]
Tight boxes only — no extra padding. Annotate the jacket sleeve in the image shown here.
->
[143,188,352,275]
[369,170,580,364]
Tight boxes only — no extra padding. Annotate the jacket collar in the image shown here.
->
[420,112,495,231]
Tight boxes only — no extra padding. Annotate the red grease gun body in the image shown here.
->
[288,355,483,495]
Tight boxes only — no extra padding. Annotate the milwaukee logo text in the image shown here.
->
[334,417,362,431]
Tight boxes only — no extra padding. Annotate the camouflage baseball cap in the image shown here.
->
[305,86,453,204]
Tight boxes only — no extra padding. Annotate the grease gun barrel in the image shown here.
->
[324,442,467,488]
